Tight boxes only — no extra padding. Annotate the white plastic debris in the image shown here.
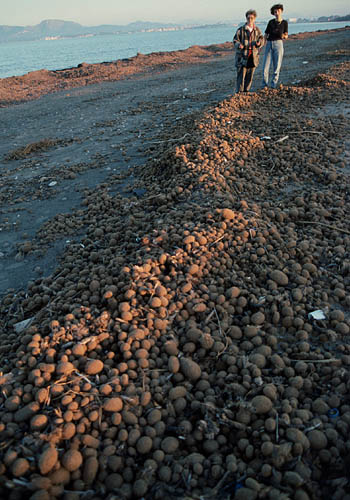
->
[260,136,271,140]
[14,317,34,334]
[48,181,57,187]
[308,310,326,321]
[276,135,289,143]
[302,61,308,64]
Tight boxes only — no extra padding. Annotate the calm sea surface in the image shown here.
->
[0,21,349,79]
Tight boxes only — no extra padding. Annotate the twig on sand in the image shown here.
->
[214,307,224,339]
[214,307,229,357]
[205,309,216,324]
[191,471,231,499]
[74,370,96,385]
[193,234,225,256]
[276,135,289,143]
[287,131,323,135]
[298,221,350,235]
[197,88,216,94]
[290,358,339,363]
[305,422,322,432]
[209,235,225,248]
[147,133,190,144]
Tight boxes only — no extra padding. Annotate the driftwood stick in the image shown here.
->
[147,133,190,144]
[298,221,350,235]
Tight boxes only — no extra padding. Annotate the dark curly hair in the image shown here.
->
[271,4,284,14]
[245,9,257,18]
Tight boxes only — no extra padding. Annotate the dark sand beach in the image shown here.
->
[0,27,349,500]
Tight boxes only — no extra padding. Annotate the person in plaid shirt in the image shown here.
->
[233,10,264,93]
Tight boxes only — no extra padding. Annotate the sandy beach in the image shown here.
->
[0,27,349,500]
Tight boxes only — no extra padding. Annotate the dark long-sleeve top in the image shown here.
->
[265,19,288,41]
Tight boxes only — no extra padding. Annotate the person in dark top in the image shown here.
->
[261,3,288,89]
[233,10,264,93]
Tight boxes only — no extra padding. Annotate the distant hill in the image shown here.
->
[296,13,350,23]
[0,19,180,43]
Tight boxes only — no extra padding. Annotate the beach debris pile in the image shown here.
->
[0,61,349,500]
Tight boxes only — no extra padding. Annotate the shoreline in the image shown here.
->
[0,26,349,106]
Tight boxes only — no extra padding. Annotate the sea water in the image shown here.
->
[0,21,349,79]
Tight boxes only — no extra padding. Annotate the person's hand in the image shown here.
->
[239,44,244,49]
[282,33,288,39]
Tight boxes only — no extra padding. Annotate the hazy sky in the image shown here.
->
[2,0,349,26]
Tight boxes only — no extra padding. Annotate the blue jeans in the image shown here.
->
[262,40,284,88]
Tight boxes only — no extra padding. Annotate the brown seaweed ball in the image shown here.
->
[11,457,30,477]
[308,430,328,450]
[150,296,162,308]
[251,395,273,414]
[155,285,167,297]
[38,446,58,475]
[270,270,289,286]
[168,356,180,373]
[221,208,235,220]
[62,422,76,440]
[72,343,87,357]
[249,353,266,368]
[30,414,48,431]
[226,287,241,298]
[85,359,104,375]
[180,357,201,381]
[161,436,179,454]
[188,264,200,275]
[136,436,153,454]
[89,279,100,292]
[164,341,179,356]
[103,397,123,412]
[29,491,50,500]
[251,312,265,325]
[56,362,75,376]
[61,449,83,472]
[83,456,99,484]
[169,386,187,400]
[133,479,148,498]
[119,302,130,313]
[147,409,162,425]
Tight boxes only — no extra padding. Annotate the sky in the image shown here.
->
[2,0,349,26]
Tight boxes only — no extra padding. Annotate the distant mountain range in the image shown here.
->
[0,19,189,43]
[0,16,349,43]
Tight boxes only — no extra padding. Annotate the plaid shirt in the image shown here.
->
[233,24,264,68]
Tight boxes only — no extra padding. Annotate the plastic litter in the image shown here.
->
[235,482,244,491]
[14,317,34,334]
[308,310,326,321]
[328,408,339,419]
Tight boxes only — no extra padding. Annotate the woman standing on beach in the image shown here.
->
[261,4,288,89]
[233,10,264,93]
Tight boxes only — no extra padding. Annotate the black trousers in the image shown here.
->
[236,55,256,93]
